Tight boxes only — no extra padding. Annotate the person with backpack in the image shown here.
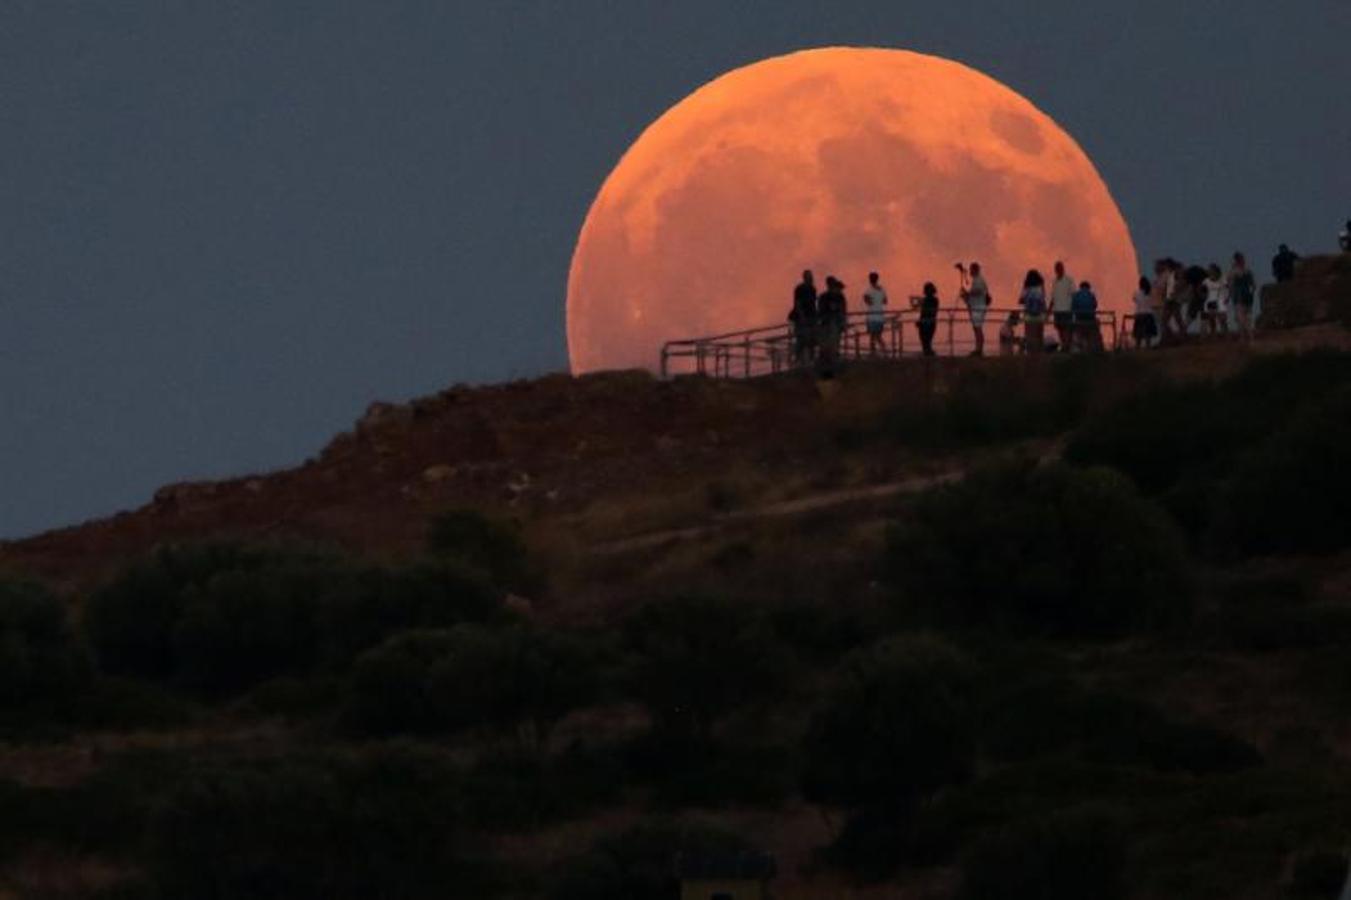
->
[1070,281,1100,351]
[788,270,818,365]
[816,275,848,373]
[958,261,991,357]
[863,271,888,356]
[1228,252,1258,341]
[912,281,940,356]
[1019,269,1047,353]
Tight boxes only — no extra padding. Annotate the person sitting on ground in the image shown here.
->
[816,275,848,373]
[1340,220,1351,253]
[1018,269,1047,353]
[999,311,1023,355]
[1070,280,1100,351]
[1202,263,1230,338]
[789,269,818,365]
[863,271,888,356]
[912,281,940,356]
[1272,244,1300,283]
[958,261,991,356]
[1050,260,1076,352]
[1133,276,1158,348]
[1228,252,1258,342]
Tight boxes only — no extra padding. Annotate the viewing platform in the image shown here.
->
[660,307,1123,379]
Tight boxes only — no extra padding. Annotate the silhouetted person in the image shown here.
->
[1229,252,1257,341]
[1202,263,1229,338]
[912,281,940,356]
[1019,269,1047,353]
[1272,244,1300,282]
[958,261,990,356]
[1070,280,1099,351]
[1183,264,1208,331]
[1160,259,1185,342]
[1050,261,1075,352]
[999,311,1023,355]
[1132,276,1158,347]
[1340,221,1351,253]
[789,269,818,365]
[863,271,888,356]
[817,275,848,374]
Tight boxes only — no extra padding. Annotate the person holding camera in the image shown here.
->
[957,261,991,357]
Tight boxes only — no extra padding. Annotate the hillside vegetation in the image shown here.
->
[1,265,1351,899]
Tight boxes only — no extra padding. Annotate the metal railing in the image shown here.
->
[660,307,1120,379]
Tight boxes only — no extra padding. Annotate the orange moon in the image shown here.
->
[567,47,1139,374]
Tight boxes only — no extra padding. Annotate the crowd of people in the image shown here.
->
[784,234,1339,370]
[787,257,1104,368]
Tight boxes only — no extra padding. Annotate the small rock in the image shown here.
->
[422,464,457,484]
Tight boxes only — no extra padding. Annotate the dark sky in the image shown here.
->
[2,1,1348,539]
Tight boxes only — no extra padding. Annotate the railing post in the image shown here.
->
[744,335,751,378]
[947,312,955,356]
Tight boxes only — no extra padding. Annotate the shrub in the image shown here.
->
[802,636,976,811]
[1064,382,1257,495]
[960,810,1127,900]
[428,509,544,595]
[1215,386,1351,557]
[0,579,90,729]
[623,595,794,739]
[84,543,507,699]
[548,820,753,900]
[150,747,475,900]
[886,462,1193,636]
[625,730,795,810]
[1288,850,1349,897]
[83,542,328,680]
[981,678,1261,774]
[460,743,623,831]
[342,625,603,741]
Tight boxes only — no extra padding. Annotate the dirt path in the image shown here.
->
[591,469,963,555]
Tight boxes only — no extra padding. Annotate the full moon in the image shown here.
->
[567,47,1138,374]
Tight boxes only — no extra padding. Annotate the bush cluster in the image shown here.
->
[0,579,90,730]
[341,624,604,742]
[1067,350,1351,558]
[83,543,506,698]
[886,462,1193,636]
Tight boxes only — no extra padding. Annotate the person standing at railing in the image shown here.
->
[817,275,848,374]
[911,282,940,356]
[1070,281,1100,351]
[958,261,991,357]
[1018,269,1047,353]
[1050,261,1076,352]
[1132,276,1158,348]
[789,269,818,365]
[863,272,888,356]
